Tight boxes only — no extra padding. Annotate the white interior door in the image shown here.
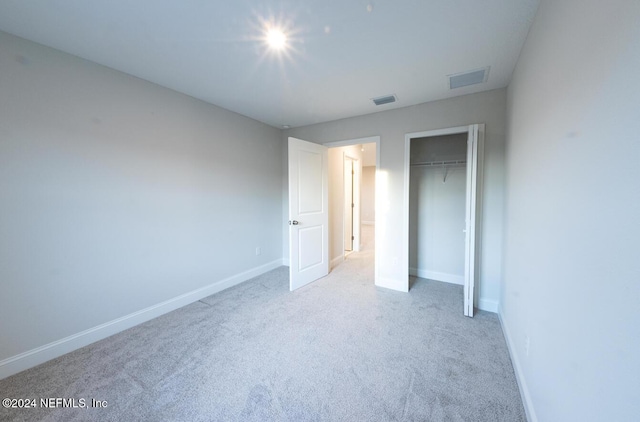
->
[463,124,479,317]
[288,137,329,291]
[344,157,353,252]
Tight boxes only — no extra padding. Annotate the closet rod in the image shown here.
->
[410,159,467,167]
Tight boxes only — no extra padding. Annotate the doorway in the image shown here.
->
[325,137,378,274]
[287,135,380,291]
[404,125,483,317]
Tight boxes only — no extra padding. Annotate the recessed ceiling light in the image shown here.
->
[282,125,290,129]
[266,28,287,50]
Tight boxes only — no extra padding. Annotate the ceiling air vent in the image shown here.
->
[372,94,397,106]
[449,67,490,89]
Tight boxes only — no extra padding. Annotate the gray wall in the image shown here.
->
[0,33,283,363]
[502,0,640,420]
[284,89,507,311]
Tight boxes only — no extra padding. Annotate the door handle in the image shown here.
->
[289,220,299,225]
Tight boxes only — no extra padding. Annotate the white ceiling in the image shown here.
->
[0,0,539,128]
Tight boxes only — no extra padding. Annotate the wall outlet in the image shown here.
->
[525,335,530,357]
[255,247,261,256]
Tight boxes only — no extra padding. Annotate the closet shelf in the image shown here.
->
[410,159,467,167]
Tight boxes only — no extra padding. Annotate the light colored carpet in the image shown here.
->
[0,227,525,421]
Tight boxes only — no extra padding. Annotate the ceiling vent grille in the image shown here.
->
[372,94,397,106]
[449,67,490,89]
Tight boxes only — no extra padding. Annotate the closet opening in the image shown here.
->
[403,125,483,317]
[409,133,468,285]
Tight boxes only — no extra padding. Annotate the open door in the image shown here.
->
[463,124,479,317]
[344,157,354,252]
[288,137,329,291]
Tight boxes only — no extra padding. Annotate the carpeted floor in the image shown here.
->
[0,226,525,421]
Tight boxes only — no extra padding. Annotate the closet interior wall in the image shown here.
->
[409,133,468,285]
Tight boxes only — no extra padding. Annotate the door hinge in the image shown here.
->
[352,236,355,240]
[352,203,354,208]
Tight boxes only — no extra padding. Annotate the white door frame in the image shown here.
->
[403,125,484,317]
[324,136,380,285]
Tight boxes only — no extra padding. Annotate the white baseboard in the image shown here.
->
[409,268,464,285]
[362,220,375,225]
[0,259,282,381]
[498,307,538,422]
[282,257,290,267]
